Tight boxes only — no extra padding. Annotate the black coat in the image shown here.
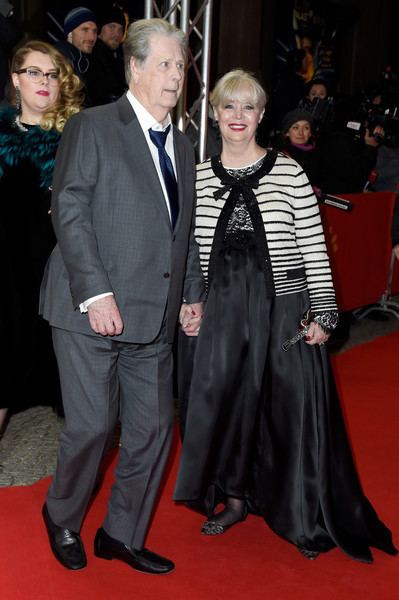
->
[280,141,320,186]
[317,131,377,194]
[86,38,126,106]
[0,108,62,412]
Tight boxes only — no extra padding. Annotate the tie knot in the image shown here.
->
[149,125,170,149]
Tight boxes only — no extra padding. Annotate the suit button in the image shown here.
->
[172,234,176,241]
[163,272,170,278]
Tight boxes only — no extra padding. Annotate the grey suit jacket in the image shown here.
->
[40,94,205,343]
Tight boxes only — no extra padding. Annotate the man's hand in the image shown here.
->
[87,296,124,336]
[179,302,204,337]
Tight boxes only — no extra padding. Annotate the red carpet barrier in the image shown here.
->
[320,192,398,311]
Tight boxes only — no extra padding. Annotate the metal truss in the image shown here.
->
[144,0,213,162]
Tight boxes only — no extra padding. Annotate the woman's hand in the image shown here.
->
[179,303,204,337]
[305,321,330,346]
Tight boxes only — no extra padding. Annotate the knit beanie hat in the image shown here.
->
[281,109,314,133]
[97,6,126,30]
[64,6,97,37]
[0,1,13,18]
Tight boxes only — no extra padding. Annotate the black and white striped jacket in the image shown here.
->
[194,152,338,315]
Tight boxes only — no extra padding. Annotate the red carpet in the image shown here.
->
[1,333,398,600]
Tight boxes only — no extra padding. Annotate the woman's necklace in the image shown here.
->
[224,153,267,179]
[222,152,267,170]
[14,114,29,132]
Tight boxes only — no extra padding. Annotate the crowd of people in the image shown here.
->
[0,2,397,580]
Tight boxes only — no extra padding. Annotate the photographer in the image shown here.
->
[316,95,382,194]
[306,78,329,101]
[298,77,334,135]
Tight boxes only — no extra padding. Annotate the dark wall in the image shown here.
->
[213,0,264,78]
[336,0,394,94]
[213,0,395,95]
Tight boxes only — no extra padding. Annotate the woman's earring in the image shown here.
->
[15,86,21,114]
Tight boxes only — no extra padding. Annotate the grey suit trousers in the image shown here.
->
[46,324,174,549]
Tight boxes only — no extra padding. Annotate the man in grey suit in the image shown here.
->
[40,18,204,575]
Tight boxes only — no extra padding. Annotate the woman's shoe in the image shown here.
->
[297,546,320,560]
[201,503,248,535]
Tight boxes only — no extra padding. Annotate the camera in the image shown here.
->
[358,87,399,147]
[298,96,335,134]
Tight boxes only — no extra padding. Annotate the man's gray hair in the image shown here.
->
[123,18,187,85]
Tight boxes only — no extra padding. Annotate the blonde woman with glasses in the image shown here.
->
[0,41,83,432]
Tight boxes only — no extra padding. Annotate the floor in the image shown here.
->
[1,303,399,487]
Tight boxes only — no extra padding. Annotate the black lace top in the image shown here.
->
[224,155,266,235]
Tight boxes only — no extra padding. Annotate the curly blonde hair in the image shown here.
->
[11,40,84,132]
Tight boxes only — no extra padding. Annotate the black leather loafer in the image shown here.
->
[94,527,174,575]
[42,504,87,570]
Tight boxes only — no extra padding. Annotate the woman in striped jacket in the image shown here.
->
[174,70,397,563]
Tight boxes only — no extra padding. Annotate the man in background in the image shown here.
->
[86,5,126,106]
[54,5,97,100]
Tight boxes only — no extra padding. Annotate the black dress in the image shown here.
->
[0,108,62,414]
[174,153,397,563]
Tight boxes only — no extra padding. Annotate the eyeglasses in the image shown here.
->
[15,67,60,85]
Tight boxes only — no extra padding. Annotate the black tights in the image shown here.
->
[209,496,246,526]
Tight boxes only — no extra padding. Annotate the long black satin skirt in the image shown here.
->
[174,239,397,563]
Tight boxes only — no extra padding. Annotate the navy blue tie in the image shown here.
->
[149,125,179,229]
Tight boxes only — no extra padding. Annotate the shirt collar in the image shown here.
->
[126,90,172,133]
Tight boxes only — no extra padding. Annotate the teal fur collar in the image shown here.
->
[0,107,61,189]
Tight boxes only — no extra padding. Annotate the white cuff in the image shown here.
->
[79,292,114,313]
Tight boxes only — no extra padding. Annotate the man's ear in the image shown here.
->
[130,56,141,83]
[67,32,73,43]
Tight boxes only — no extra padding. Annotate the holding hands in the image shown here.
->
[179,302,204,337]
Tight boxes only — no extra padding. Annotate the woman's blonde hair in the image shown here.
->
[11,40,84,133]
[210,69,267,110]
